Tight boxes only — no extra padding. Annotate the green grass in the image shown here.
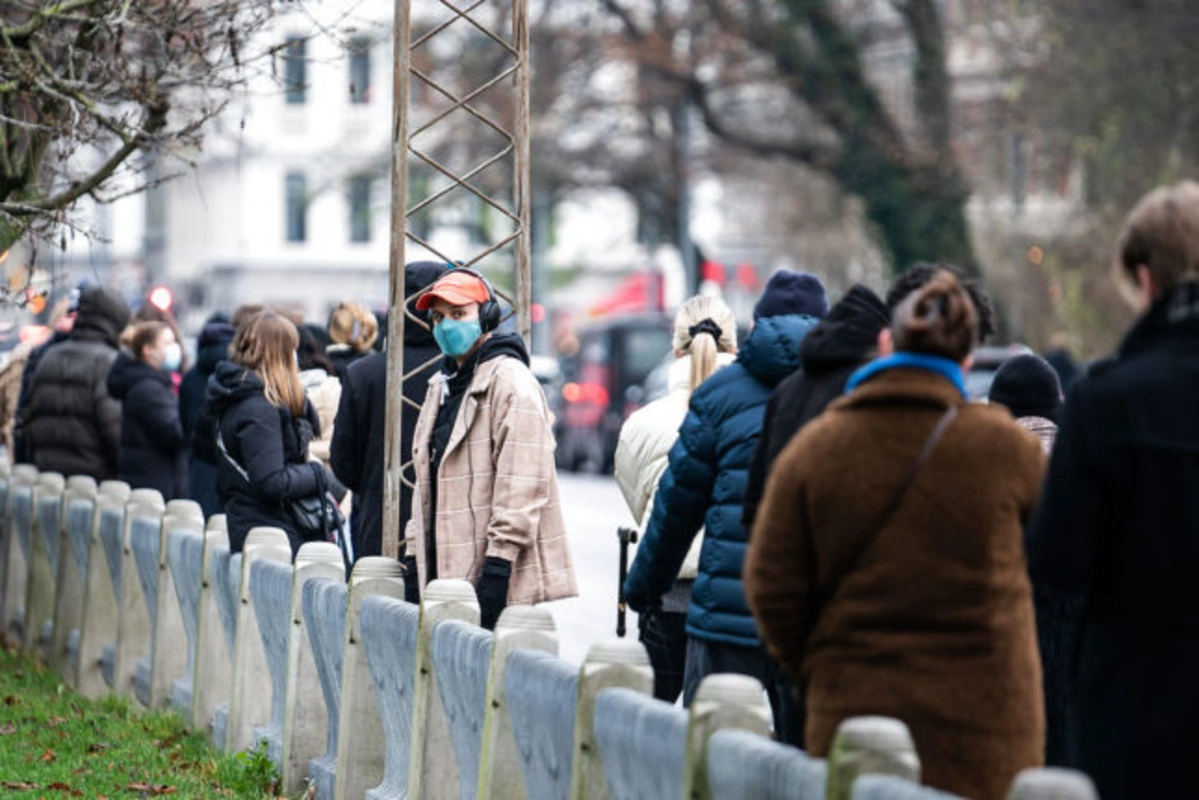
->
[0,644,282,798]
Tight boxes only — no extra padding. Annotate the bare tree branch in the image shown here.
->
[894,0,951,155]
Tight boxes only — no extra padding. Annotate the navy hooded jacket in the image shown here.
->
[624,312,819,647]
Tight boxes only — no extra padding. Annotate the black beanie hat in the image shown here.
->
[989,354,1063,423]
[753,270,828,320]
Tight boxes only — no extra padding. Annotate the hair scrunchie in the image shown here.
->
[688,318,723,341]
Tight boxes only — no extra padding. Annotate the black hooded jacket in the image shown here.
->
[207,361,323,553]
[180,319,235,451]
[107,353,188,499]
[742,284,890,531]
[331,261,448,560]
[24,286,131,479]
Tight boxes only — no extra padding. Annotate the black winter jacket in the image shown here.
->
[742,285,890,530]
[330,260,447,559]
[107,354,188,499]
[14,330,68,463]
[207,361,324,553]
[24,286,130,479]
[1028,281,1199,799]
[180,321,235,447]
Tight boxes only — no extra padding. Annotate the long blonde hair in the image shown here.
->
[673,295,737,391]
[231,311,306,416]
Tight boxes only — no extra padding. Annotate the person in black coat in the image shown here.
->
[180,315,235,517]
[107,322,188,499]
[331,260,448,560]
[1027,181,1199,799]
[206,311,328,554]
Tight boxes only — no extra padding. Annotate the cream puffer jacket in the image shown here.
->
[613,353,736,580]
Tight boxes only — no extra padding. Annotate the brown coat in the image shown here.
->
[746,368,1045,800]
[404,355,577,605]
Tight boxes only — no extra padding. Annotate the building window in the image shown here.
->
[284,37,307,105]
[348,175,372,243]
[349,38,371,104]
[286,172,307,243]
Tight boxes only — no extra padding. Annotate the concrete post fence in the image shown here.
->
[249,555,295,770]
[224,527,291,755]
[49,477,98,683]
[706,729,828,800]
[23,471,64,656]
[281,543,344,797]
[429,618,492,800]
[333,557,407,800]
[191,522,231,732]
[0,464,23,642]
[505,648,578,800]
[76,496,128,698]
[593,686,689,800]
[302,575,348,800]
[682,674,774,800]
[1007,768,1099,800]
[826,716,922,800]
[114,491,165,701]
[5,475,34,640]
[143,502,204,710]
[850,776,963,800]
[569,640,654,800]
[408,580,481,800]
[360,594,421,800]
[478,606,559,800]
[167,520,207,717]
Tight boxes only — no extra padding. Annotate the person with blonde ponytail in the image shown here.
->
[746,271,1045,799]
[614,295,737,701]
[206,311,335,554]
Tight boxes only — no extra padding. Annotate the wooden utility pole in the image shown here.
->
[381,0,533,559]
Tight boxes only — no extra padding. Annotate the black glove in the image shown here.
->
[623,583,660,615]
[475,557,512,631]
[295,416,316,451]
[403,555,420,605]
[323,467,348,504]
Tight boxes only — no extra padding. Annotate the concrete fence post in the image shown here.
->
[142,500,204,709]
[706,729,829,800]
[4,474,35,641]
[23,471,64,656]
[682,673,773,800]
[407,579,480,800]
[593,687,689,800]
[74,491,130,698]
[429,619,494,800]
[505,648,579,800]
[826,716,921,800]
[1007,768,1099,800]
[569,640,654,800]
[249,555,297,771]
[280,542,344,796]
[302,575,348,800]
[49,477,97,682]
[361,595,421,800]
[850,776,963,800]
[191,519,231,732]
[167,518,208,718]
[477,606,559,800]
[114,490,165,701]
[333,556,406,800]
[225,527,291,754]
[0,465,27,641]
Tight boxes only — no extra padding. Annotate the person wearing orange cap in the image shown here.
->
[403,268,577,628]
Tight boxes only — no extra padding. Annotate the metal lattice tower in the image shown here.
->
[381,0,532,557]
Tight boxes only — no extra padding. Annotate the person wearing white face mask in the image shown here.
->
[107,321,189,499]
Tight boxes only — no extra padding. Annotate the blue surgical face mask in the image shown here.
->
[161,342,182,372]
[433,318,483,358]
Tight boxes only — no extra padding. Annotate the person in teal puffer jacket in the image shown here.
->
[624,269,825,723]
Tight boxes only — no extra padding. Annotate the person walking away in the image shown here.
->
[403,268,577,629]
[325,301,378,381]
[180,314,234,517]
[622,269,826,720]
[331,261,448,560]
[23,285,131,480]
[206,311,334,554]
[745,271,1045,800]
[987,354,1063,454]
[107,322,188,499]
[614,295,738,702]
[1028,181,1199,797]
[297,325,341,469]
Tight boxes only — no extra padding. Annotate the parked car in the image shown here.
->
[555,313,674,473]
[965,344,1035,399]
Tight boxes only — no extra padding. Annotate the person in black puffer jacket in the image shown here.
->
[180,315,235,517]
[331,260,448,560]
[107,321,188,499]
[206,311,328,554]
[23,285,131,480]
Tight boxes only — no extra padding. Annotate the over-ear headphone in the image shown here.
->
[448,264,502,333]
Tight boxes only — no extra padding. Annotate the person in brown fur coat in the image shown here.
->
[745,271,1046,800]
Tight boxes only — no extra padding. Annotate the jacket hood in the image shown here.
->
[799,284,890,373]
[406,261,451,345]
[739,313,820,387]
[206,360,266,416]
[71,286,131,348]
[196,322,235,373]
[107,352,170,401]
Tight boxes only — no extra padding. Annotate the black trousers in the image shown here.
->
[639,610,688,703]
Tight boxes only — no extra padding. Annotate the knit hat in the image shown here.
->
[753,270,828,320]
[988,354,1063,423]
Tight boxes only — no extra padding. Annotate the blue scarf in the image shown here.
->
[845,352,969,399]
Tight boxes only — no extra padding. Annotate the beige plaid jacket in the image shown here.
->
[404,355,578,604]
